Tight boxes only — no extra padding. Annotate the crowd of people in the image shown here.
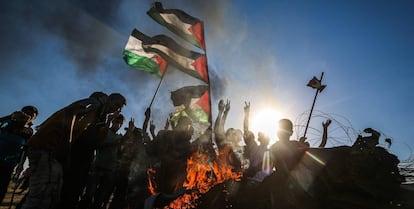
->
[0,92,332,209]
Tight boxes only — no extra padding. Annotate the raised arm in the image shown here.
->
[243,101,250,133]
[150,120,156,139]
[214,99,225,136]
[164,113,173,130]
[318,119,331,148]
[142,107,151,133]
[221,99,231,130]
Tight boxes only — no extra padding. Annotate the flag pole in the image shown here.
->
[201,23,213,137]
[302,72,324,139]
[142,68,168,133]
[149,67,168,108]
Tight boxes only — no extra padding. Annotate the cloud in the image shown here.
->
[0,0,281,132]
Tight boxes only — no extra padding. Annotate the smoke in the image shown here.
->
[0,0,281,133]
[1,0,121,73]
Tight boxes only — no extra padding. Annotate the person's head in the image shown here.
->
[106,93,127,114]
[21,105,38,124]
[244,130,255,141]
[89,91,108,105]
[258,131,270,146]
[226,128,243,143]
[110,114,125,132]
[175,116,193,132]
[277,118,293,142]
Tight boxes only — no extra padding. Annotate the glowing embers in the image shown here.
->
[150,146,242,209]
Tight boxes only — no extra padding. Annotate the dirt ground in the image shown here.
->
[0,181,27,209]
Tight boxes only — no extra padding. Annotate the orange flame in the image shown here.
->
[167,146,243,209]
[147,167,157,196]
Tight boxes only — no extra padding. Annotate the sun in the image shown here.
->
[250,108,282,146]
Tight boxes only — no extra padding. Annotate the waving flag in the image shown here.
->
[307,76,326,92]
[170,85,210,124]
[137,30,208,83]
[147,2,205,50]
[123,29,167,77]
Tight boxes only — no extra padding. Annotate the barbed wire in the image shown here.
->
[293,110,414,170]
[294,110,358,147]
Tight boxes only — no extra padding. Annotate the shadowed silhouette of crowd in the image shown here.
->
[1,94,412,209]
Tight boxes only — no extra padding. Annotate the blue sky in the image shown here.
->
[1,0,413,163]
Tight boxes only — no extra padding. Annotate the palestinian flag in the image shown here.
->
[147,2,205,50]
[123,29,168,77]
[307,76,326,92]
[170,85,210,124]
[141,32,209,83]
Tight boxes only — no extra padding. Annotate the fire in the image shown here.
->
[146,145,243,209]
[167,146,243,208]
[147,167,158,196]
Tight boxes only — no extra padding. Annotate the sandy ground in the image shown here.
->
[0,181,27,209]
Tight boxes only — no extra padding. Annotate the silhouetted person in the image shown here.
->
[270,119,308,173]
[144,114,195,209]
[244,132,270,178]
[58,92,109,209]
[110,118,149,209]
[0,106,38,203]
[80,114,125,209]
[21,93,126,209]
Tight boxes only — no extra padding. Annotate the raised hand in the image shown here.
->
[145,107,151,119]
[128,118,135,129]
[107,111,120,123]
[243,101,251,132]
[244,101,250,111]
[150,120,156,133]
[224,99,231,113]
[322,119,332,128]
[299,136,307,143]
[218,99,225,112]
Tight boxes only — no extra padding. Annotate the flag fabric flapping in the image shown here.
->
[170,85,210,124]
[147,2,205,50]
[123,29,168,77]
[307,76,326,92]
[140,31,209,83]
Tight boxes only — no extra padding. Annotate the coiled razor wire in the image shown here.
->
[294,110,413,180]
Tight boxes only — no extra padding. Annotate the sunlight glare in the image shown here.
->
[251,108,282,145]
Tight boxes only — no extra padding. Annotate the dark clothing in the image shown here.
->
[270,140,308,172]
[0,132,26,165]
[108,168,129,209]
[22,97,106,209]
[21,150,63,209]
[26,98,103,153]
[79,167,116,209]
[0,111,33,203]
[149,129,194,194]
[94,130,122,171]
[79,130,122,209]
[118,129,152,209]
[58,125,106,209]
[0,111,33,140]
[244,136,269,177]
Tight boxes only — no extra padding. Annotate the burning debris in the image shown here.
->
[129,122,409,209]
